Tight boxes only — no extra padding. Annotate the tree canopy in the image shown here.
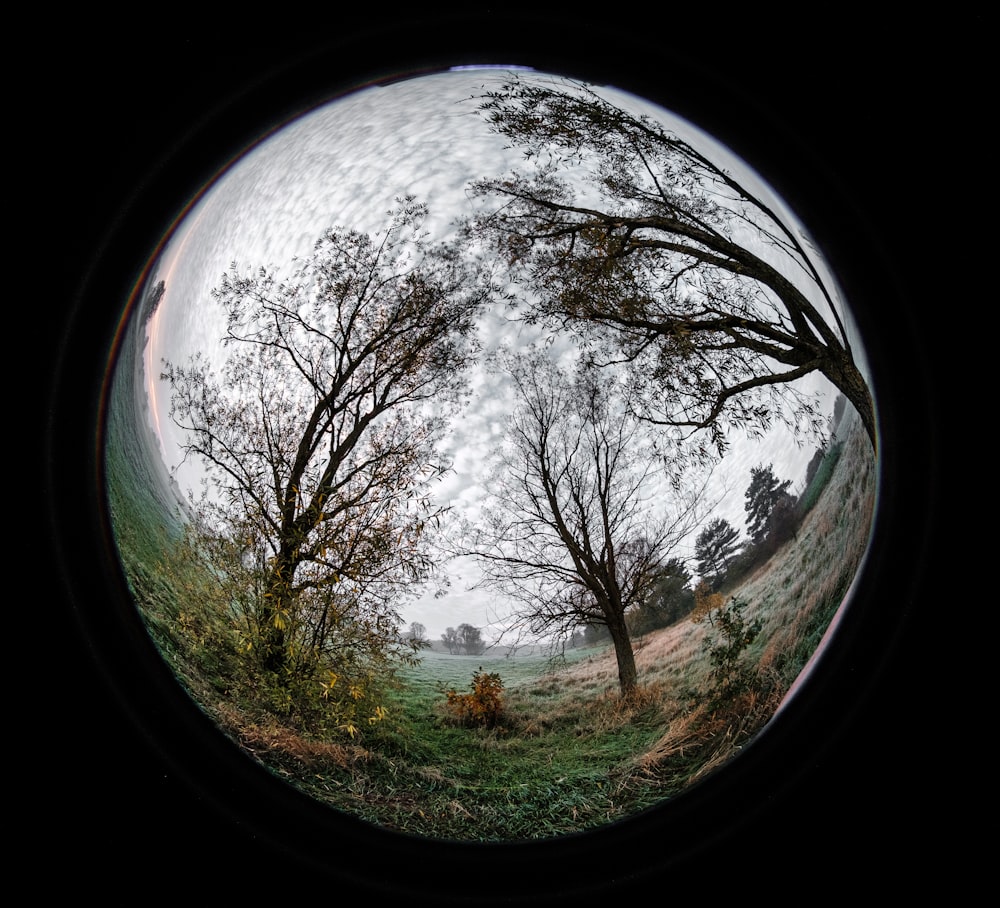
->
[457,623,486,656]
[467,75,876,462]
[695,517,742,587]
[161,200,486,700]
[744,463,794,545]
[440,624,485,655]
[626,558,695,636]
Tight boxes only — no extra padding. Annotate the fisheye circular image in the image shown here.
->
[103,66,878,842]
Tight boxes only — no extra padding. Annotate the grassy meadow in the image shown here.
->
[106,327,877,841]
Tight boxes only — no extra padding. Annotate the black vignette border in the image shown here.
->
[41,12,963,900]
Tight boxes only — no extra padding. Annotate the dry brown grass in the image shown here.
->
[634,674,787,781]
[504,670,676,743]
[733,410,876,670]
[555,619,712,696]
[212,703,370,771]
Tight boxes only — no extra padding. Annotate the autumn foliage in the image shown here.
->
[445,669,505,728]
[690,579,726,624]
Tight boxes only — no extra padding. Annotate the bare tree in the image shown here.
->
[466,74,875,460]
[467,349,711,697]
[407,621,429,648]
[161,199,486,687]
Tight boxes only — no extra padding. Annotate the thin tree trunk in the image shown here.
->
[260,554,296,676]
[259,618,287,674]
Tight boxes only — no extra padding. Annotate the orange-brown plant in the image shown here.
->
[445,669,505,728]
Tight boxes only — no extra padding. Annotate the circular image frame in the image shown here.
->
[44,16,942,901]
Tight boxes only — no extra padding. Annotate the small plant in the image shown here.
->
[445,669,505,728]
[702,597,763,708]
[690,579,726,623]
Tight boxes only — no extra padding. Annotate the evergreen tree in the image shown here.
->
[628,558,695,634]
[744,464,793,545]
[695,518,742,587]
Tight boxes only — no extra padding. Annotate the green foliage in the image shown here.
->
[136,522,405,741]
[717,541,765,589]
[445,669,506,728]
[104,254,872,844]
[797,440,843,516]
[701,597,763,708]
[695,518,742,587]
[582,622,611,645]
[108,408,875,843]
[626,558,694,635]
[160,201,484,681]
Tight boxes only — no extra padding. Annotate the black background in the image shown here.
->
[40,11,969,901]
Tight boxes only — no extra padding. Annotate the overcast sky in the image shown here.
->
[144,67,846,641]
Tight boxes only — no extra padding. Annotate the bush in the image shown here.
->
[445,669,505,728]
[690,580,725,623]
[701,597,763,709]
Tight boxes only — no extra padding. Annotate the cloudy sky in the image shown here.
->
[144,67,845,642]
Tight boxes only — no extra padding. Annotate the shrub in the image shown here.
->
[702,597,763,709]
[690,580,725,623]
[445,669,505,728]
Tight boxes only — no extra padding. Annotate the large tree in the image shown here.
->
[441,627,460,654]
[467,74,876,460]
[162,200,486,686]
[456,623,486,656]
[406,622,429,648]
[467,349,710,697]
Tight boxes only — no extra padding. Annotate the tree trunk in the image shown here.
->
[260,554,296,676]
[823,354,876,452]
[259,620,287,675]
[604,608,639,698]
